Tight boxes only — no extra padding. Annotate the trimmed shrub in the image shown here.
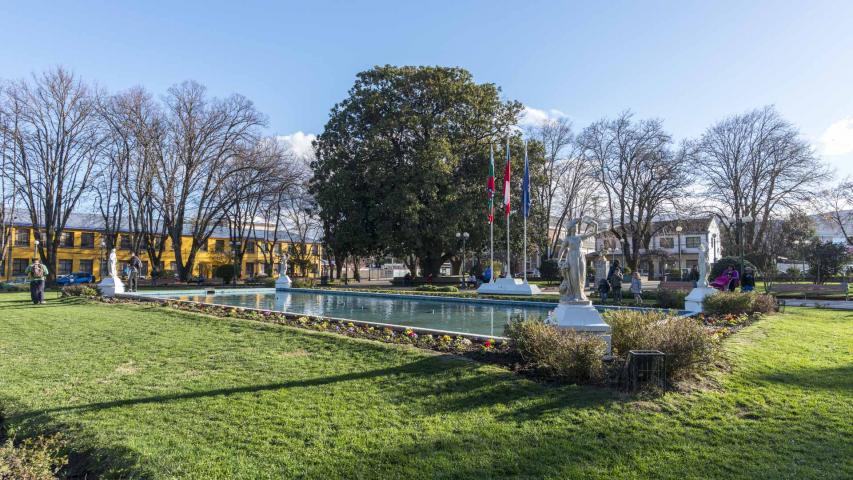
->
[0,282,29,292]
[262,276,276,288]
[504,320,606,383]
[61,284,98,297]
[656,289,687,309]
[604,310,717,379]
[702,292,778,316]
[291,277,315,288]
[213,264,235,284]
[0,434,67,480]
[539,258,560,279]
[415,284,459,293]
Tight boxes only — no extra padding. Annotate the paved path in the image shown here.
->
[781,299,853,310]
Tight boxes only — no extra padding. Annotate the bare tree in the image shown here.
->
[692,106,829,254]
[154,81,265,281]
[818,178,853,246]
[0,68,106,279]
[0,109,19,277]
[579,111,692,271]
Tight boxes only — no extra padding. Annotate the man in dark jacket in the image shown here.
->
[128,252,143,292]
[25,258,49,304]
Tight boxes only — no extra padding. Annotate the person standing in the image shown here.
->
[728,266,740,292]
[609,266,623,304]
[741,268,756,292]
[25,258,49,305]
[630,271,643,305]
[128,252,143,292]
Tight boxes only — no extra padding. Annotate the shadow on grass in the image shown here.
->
[10,356,614,425]
[756,364,853,392]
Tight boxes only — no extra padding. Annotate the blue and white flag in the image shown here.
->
[521,140,530,218]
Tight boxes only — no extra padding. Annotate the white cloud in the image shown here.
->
[518,106,568,128]
[276,131,316,160]
[820,117,853,156]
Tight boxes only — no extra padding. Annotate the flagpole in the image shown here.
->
[523,140,528,283]
[505,137,511,279]
[489,144,495,283]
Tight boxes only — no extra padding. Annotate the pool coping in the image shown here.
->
[134,286,685,314]
[118,292,512,341]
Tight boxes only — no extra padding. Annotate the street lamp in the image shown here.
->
[711,233,717,264]
[456,231,469,287]
[728,216,753,280]
[675,225,683,279]
[231,240,241,286]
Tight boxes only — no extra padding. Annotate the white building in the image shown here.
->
[594,217,723,279]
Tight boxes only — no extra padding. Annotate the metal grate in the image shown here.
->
[623,350,666,391]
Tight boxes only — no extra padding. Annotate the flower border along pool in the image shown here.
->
[125,287,688,341]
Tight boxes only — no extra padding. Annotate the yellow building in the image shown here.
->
[4,214,324,282]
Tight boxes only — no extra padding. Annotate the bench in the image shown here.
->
[767,283,849,301]
[657,281,696,292]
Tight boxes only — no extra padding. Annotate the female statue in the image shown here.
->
[558,218,599,303]
[107,248,118,277]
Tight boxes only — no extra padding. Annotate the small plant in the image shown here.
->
[0,434,67,480]
[414,284,459,293]
[213,264,236,284]
[604,310,716,379]
[291,277,315,288]
[61,284,99,297]
[504,319,606,384]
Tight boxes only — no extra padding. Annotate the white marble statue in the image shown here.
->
[697,244,710,288]
[557,218,599,303]
[278,254,289,277]
[108,248,118,277]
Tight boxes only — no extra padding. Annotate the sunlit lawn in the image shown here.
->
[0,293,850,479]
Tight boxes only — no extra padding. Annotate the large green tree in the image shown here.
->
[311,66,521,276]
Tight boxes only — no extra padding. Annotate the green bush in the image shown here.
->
[539,259,560,279]
[0,282,29,292]
[262,276,276,287]
[0,434,67,480]
[504,319,606,384]
[604,310,716,379]
[702,292,778,316]
[709,256,758,280]
[61,284,99,297]
[291,277,315,288]
[415,284,459,293]
[213,264,235,284]
[656,289,687,309]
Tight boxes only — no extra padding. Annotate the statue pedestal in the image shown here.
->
[99,276,125,297]
[275,274,292,291]
[685,286,717,313]
[476,277,542,295]
[550,301,611,353]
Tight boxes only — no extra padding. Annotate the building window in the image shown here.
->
[215,239,225,253]
[120,235,132,250]
[15,229,30,246]
[199,239,208,252]
[246,241,255,254]
[685,236,700,249]
[80,232,95,248]
[659,237,674,249]
[58,259,73,275]
[245,262,255,276]
[12,258,29,275]
[79,259,93,274]
[61,231,75,247]
[311,244,319,255]
[169,262,177,272]
[275,243,282,254]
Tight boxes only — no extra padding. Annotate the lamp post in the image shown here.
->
[729,216,753,280]
[711,233,717,263]
[231,240,241,286]
[456,231,469,287]
[675,225,683,279]
[99,239,106,280]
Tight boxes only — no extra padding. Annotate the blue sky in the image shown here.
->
[2,0,852,176]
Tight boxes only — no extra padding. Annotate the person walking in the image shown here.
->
[25,258,49,305]
[630,271,643,305]
[128,252,143,292]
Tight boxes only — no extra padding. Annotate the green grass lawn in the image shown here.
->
[0,293,851,479]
